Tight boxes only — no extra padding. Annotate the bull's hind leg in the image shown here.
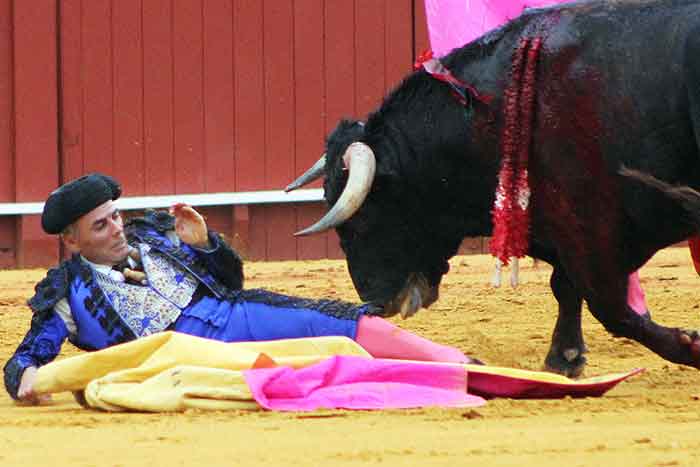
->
[544,265,587,377]
[600,23,700,366]
[585,283,700,369]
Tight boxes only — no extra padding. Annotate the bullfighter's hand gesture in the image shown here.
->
[170,203,211,249]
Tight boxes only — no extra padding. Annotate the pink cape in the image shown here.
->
[244,356,484,411]
[243,356,642,412]
[425,0,569,57]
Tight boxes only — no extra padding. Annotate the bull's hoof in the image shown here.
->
[543,347,587,378]
[678,329,700,365]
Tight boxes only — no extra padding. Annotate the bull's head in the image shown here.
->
[287,118,466,319]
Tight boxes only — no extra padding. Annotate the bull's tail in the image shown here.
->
[620,166,700,226]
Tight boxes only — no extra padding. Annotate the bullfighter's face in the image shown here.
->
[62,200,130,266]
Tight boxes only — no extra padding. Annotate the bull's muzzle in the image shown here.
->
[383,273,438,319]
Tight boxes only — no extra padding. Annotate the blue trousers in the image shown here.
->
[173,295,360,342]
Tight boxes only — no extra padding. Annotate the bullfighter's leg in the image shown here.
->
[627,271,650,317]
[544,265,587,377]
[354,316,481,364]
[179,290,482,364]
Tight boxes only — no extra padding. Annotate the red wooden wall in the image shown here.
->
[0,1,60,268]
[0,0,13,267]
[0,0,437,267]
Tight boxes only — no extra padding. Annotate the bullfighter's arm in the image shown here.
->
[190,231,244,291]
[3,308,69,400]
[170,204,244,291]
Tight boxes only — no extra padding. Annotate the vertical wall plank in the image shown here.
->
[292,0,324,180]
[263,0,294,190]
[248,205,267,260]
[296,203,328,260]
[13,0,59,266]
[232,205,250,258]
[294,0,326,259]
[82,0,114,175]
[14,0,59,200]
[0,0,13,202]
[143,0,175,195]
[203,0,235,193]
[233,0,265,192]
[0,0,14,265]
[173,0,205,194]
[234,0,266,257]
[113,0,145,195]
[414,0,429,58]
[355,0,385,117]
[59,0,84,183]
[266,204,297,260]
[261,0,298,259]
[324,0,355,122]
[385,0,413,91]
[0,217,15,268]
[324,0,355,259]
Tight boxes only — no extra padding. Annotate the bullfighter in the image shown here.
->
[4,173,477,403]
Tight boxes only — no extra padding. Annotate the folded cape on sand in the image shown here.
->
[33,332,641,412]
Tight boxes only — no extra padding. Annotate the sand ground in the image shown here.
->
[1,248,699,467]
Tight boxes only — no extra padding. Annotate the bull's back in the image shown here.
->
[533,0,700,103]
[521,0,700,252]
[527,0,700,169]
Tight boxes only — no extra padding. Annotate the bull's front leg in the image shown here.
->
[544,265,587,377]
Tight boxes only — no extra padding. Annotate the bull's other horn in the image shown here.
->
[285,154,327,192]
[294,142,376,236]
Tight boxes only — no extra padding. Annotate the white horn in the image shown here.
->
[285,154,326,192]
[294,142,376,236]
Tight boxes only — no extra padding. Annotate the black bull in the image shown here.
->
[287,0,700,376]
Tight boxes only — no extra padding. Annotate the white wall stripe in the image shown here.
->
[0,188,325,215]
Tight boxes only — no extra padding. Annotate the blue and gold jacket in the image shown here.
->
[3,210,243,399]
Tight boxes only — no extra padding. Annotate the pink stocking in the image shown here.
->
[355,315,471,363]
[627,271,648,316]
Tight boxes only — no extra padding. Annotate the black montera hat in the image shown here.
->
[41,173,122,234]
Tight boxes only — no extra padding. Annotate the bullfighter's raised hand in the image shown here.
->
[170,203,211,249]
